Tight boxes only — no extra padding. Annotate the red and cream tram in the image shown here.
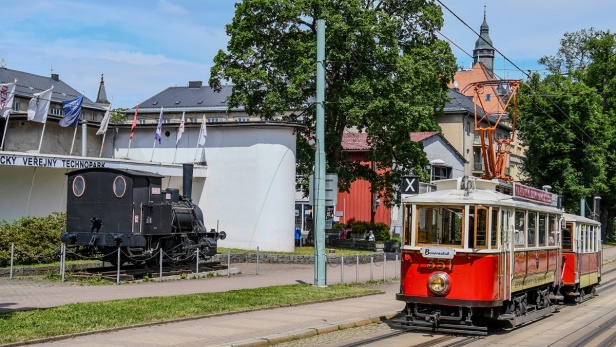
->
[395,177,570,335]
[561,213,602,302]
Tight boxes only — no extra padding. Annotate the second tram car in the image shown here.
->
[395,176,601,335]
[561,213,602,302]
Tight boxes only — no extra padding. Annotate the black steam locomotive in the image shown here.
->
[60,164,226,266]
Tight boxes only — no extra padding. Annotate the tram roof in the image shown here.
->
[563,212,601,225]
[402,177,562,213]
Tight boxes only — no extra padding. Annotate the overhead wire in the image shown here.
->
[436,0,602,148]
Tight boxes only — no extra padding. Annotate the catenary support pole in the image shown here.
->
[159,250,163,282]
[341,256,344,285]
[314,18,327,287]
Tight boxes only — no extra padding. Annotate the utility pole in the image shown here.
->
[314,19,326,287]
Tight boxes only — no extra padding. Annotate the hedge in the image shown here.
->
[0,212,65,267]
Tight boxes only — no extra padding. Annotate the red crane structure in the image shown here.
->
[464,79,520,181]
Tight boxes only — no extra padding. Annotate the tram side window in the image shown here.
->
[589,226,595,252]
[403,204,413,246]
[417,207,438,244]
[441,207,463,246]
[475,206,488,248]
[538,214,546,246]
[527,212,536,247]
[514,210,525,246]
[491,208,499,247]
[548,215,556,246]
[582,225,588,253]
[562,224,573,250]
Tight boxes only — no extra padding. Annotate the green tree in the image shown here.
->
[521,28,616,239]
[209,0,456,205]
[111,108,129,124]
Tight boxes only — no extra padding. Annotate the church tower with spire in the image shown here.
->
[96,74,110,108]
[473,6,495,76]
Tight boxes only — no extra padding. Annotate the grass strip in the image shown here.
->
[0,283,381,345]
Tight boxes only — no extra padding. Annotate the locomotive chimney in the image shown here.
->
[183,163,193,200]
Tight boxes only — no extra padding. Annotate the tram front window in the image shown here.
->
[416,206,463,246]
[417,207,438,243]
[441,207,463,245]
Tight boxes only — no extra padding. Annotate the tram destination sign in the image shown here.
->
[420,247,455,259]
[513,183,560,208]
[0,154,105,168]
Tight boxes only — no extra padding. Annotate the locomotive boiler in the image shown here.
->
[60,164,226,266]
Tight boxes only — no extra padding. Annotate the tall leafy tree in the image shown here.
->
[520,29,616,239]
[209,0,456,205]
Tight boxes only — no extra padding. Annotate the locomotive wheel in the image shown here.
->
[164,240,181,265]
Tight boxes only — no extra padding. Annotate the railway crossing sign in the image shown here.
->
[400,176,419,195]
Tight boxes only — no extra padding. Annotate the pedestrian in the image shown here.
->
[346,226,352,239]
[368,230,375,242]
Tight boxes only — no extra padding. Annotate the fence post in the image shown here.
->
[341,256,344,285]
[227,248,231,277]
[10,243,14,280]
[383,253,386,281]
[159,250,163,282]
[195,249,200,279]
[356,255,359,283]
[370,256,374,281]
[116,246,121,285]
[61,244,66,283]
[256,246,260,275]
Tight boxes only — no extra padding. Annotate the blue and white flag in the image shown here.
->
[154,107,163,143]
[59,95,83,127]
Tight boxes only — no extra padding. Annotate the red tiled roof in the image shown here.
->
[341,131,439,150]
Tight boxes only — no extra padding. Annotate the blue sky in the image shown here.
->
[1,0,614,109]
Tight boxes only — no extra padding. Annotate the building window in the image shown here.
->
[50,108,63,116]
[432,166,452,181]
[235,117,249,122]
[12,102,19,112]
[486,94,491,101]
[139,119,146,124]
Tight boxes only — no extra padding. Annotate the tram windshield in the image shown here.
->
[415,206,463,246]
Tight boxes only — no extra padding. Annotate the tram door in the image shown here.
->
[501,208,513,300]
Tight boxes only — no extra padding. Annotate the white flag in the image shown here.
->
[176,112,185,145]
[27,86,53,123]
[198,115,207,145]
[97,102,112,135]
[0,80,17,118]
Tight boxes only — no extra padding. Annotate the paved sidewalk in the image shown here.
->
[3,246,615,347]
[1,261,403,347]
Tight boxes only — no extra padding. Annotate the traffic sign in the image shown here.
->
[400,176,419,194]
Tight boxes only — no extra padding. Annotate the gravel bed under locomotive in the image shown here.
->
[60,164,226,266]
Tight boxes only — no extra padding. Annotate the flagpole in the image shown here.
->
[69,125,78,156]
[193,124,203,163]
[1,113,10,150]
[99,97,113,158]
[150,139,157,162]
[37,121,47,154]
[100,131,107,158]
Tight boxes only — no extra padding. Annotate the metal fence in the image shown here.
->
[1,243,400,286]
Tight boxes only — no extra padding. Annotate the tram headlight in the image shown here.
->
[427,273,450,295]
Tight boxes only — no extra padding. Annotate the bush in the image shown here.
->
[339,220,391,242]
[0,212,66,267]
